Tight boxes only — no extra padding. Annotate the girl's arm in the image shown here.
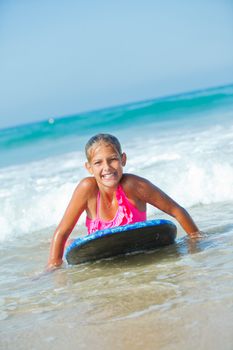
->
[129,175,201,237]
[47,178,93,270]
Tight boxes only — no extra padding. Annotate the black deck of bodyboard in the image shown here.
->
[65,219,177,265]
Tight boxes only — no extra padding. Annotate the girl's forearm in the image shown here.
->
[47,229,69,268]
[174,206,200,236]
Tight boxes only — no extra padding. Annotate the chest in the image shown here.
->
[86,194,145,221]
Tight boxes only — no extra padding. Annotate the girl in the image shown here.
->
[47,133,201,269]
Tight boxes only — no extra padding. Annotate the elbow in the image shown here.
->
[171,205,188,220]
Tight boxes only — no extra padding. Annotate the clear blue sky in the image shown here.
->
[0,0,233,128]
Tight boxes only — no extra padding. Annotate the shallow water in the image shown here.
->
[1,204,233,350]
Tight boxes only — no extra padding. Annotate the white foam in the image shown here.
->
[0,152,87,242]
[1,120,233,242]
[125,121,233,208]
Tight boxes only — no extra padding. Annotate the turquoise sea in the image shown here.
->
[1,84,233,349]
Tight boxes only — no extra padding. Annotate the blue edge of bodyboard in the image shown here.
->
[65,219,176,260]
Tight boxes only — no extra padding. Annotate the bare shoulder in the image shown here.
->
[121,173,154,200]
[122,173,180,212]
[122,173,151,187]
[74,177,98,197]
[78,176,97,189]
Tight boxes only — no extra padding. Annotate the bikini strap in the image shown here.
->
[117,184,128,202]
[96,191,101,219]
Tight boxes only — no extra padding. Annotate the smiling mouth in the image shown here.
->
[102,173,116,179]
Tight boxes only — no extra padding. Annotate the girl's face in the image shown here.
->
[85,141,126,188]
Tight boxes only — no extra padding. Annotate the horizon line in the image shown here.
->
[1,81,233,131]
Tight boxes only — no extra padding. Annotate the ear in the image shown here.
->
[85,162,93,174]
[121,152,127,166]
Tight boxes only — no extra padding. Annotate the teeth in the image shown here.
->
[103,174,114,178]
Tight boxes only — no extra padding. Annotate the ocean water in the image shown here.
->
[1,84,233,349]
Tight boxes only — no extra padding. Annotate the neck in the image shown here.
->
[99,186,118,208]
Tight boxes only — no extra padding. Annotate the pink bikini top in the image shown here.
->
[86,184,146,234]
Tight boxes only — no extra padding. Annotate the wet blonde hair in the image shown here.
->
[85,133,122,161]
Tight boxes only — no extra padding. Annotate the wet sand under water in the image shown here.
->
[2,302,233,350]
[1,215,233,350]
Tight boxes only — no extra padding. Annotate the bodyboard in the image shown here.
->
[65,219,177,264]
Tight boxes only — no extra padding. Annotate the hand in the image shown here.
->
[189,231,207,239]
[46,258,63,272]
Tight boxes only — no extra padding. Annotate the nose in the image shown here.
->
[103,159,111,170]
